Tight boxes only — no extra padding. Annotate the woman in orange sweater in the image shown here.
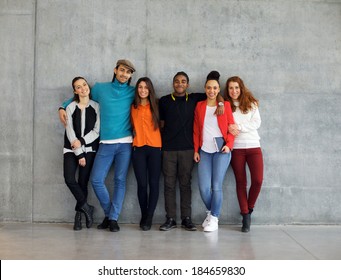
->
[193,71,235,232]
[131,77,162,231]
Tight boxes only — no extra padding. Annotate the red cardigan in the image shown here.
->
[193,100,235,152]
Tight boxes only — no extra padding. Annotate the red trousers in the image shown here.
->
[231,148,263,215]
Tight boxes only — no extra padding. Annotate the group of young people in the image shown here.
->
[59,59,263,234]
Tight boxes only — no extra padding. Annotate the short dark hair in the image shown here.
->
[173,71,189,83]
[205,70,220,86]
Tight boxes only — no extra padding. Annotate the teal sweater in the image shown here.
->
[63,79,135,141]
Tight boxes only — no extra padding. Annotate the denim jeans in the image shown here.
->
[197,150,231,218]
[90,143,132,221]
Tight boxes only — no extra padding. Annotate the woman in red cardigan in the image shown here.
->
[193,71,235,232]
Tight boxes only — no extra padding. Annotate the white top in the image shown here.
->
[232,102,261,149]
[202,106,223,153]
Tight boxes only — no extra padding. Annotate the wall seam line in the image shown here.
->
[32,0,38,223]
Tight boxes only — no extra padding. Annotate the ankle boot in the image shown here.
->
[139,214,147,229]
[241,213,251,233]
[80,202,94,228]
[142,215,153,231]
[73,211,82,231]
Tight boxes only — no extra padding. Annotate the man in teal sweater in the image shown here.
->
[59,59,136,232]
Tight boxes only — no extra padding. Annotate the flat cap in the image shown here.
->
[116,59,136,72]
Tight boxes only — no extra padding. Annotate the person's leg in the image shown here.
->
[246,148,264,211]
[177,149,194,220]
[197,150,213,212]
[63,153,86,211]
[64,153,84,230]
[159,151,177,230]
[78,152,97,203]
[146,147,161,218]
[91,144,115,218]
[211,152,231,218]
[162,151,178,220]
[77,152,97,228]
[108,143,132,222]
[231,149,248,214]
[132,146,148,226]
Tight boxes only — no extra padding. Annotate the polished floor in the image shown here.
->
[1,222,340,260]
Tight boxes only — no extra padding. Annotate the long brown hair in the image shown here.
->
[223,76,258,113]
[133,77,159,130]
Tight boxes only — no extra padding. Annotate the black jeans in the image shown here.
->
[132,146,162,217]
[63,152,96,211]
[162,150,194,220]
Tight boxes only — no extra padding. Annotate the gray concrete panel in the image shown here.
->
[0,0,35,221]
[1,0,340,224]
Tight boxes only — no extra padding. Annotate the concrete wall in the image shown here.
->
[1,0,340,225]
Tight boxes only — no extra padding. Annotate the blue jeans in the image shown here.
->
[197,150,231,218]
[91,143,132,221]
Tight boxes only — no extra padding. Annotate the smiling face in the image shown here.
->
[173,74,189,95]
[73,79,90,98]
[137,81,149,100]
[114,64,133,84]
[205,79,220,101]
[228,81,241,101]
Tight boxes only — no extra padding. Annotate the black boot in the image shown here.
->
[139,214,147,229]
[73,211,82,231]
[80,202,94,228]
[142,215,153,231]
[241,213,251,233]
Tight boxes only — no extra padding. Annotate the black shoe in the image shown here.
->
[242,213,251,233]
[80,202,94,228]
[97,217,110,229]
[139,214,147,229]
[142,224,151,231]
[142,215,153,231]
[159,218,177,231]
[109,220,120,232]
[181,216,197,231]
[73,211,82,231]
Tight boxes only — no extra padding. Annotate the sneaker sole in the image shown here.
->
[204,228,218,232]
[181,225,197,231]
[159,225,177,231]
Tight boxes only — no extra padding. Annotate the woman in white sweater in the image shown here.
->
[224,76,263,233]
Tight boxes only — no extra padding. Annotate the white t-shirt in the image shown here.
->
[201,106,223,153]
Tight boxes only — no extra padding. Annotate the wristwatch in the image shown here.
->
[218,102,224,106]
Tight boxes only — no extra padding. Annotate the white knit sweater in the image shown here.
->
[232,102,261,149]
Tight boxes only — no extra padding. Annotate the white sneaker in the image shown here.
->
[202,211,211,228]
[203,215,218,232]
